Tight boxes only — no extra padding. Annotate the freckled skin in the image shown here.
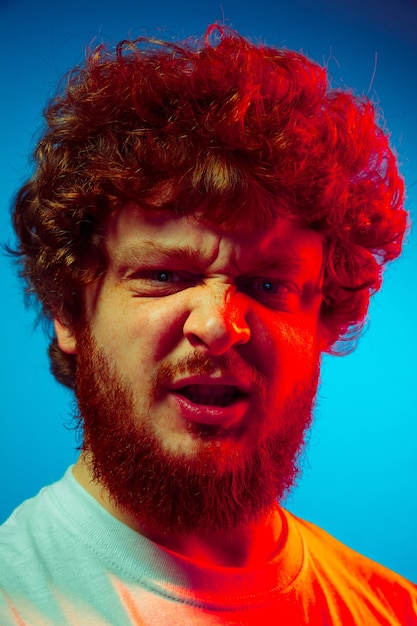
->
[85,207,324,443]
[55,205,328,566]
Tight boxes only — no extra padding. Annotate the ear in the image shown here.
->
[53,318,77,355]
[317,320,339,354]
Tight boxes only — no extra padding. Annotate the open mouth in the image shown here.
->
[176,384,243,407]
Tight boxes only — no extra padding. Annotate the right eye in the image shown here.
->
[126,269,199,297]
[151,270,177,282]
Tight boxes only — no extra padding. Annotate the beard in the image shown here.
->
[74,327,320,535]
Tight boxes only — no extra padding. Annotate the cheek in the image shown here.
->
[250,312,320,387]
[139,301,187,360]
[278,321,316,361]
[92,299,188,384]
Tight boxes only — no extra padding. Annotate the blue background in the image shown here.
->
[1,0,416,582]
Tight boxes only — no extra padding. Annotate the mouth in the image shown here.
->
[176,384,243,407]
[169,380,250,427]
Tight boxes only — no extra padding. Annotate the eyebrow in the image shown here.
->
[245,254,312,274]
[112,241,207,269]
[112,240,320,277]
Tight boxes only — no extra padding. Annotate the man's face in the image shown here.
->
[61,205,327,533]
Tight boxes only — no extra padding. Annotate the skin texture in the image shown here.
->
[55,205,327,567]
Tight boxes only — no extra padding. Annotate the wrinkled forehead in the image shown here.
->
[104,202,325,278]
[124,177,299,232]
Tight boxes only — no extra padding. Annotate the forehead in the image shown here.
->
[104,205,324,273]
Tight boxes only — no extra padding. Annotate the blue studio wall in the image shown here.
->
[1,0,416,582]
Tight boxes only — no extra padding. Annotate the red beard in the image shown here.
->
[74,327,319,534]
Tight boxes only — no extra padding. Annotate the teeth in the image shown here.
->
[180,385,237,407]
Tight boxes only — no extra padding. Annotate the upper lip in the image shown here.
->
[169,374,252,395]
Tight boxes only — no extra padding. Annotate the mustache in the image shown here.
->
[150,352,267,396]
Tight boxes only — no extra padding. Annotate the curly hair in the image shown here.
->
[10,25,407,389]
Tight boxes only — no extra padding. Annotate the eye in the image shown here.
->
[126,268,199,297]
[237,277,299,309]
[152,270,176,282]
[259,280,281,293]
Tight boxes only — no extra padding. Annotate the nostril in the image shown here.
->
[185,332,206,348]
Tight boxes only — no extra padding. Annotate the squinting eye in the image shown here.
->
[127,268,198,297]
[147,270,187,284]
[154,271,172,282]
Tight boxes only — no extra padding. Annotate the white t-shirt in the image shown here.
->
[1,466,416,625]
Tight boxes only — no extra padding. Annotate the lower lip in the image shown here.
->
[169,392,250,427]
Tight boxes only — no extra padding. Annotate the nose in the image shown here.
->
[183,284,251,355]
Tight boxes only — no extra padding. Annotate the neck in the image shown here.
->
[73,456,284,568]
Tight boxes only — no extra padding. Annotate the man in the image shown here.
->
[1,24,416,624]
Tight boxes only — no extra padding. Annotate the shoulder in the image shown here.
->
[287,510,415,584]
[0,469,74,587]
[284,509,417,622]
[1,488,49,556]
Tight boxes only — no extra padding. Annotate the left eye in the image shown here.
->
[237,277,299,309]
[257,280,283,293]
[240,277,292,293]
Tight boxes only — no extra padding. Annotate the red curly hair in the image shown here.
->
[11,25,407,388]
